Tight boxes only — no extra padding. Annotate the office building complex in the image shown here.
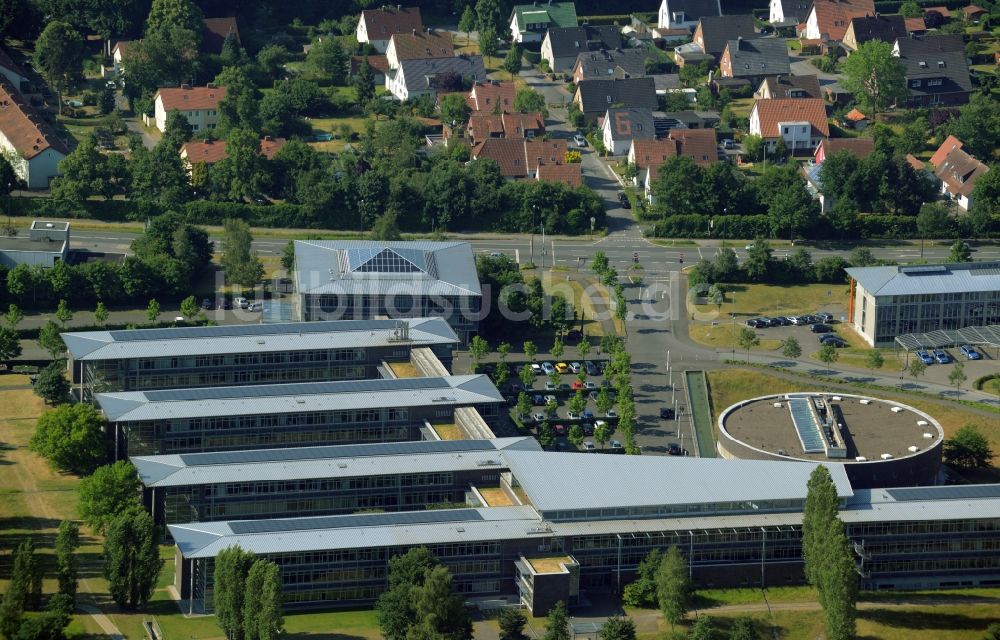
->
[846,261,1000,346]
[293,241,482,343]
[100,375,504,458]
[170,451,1000,615]
[133,438,539,529]
[63,318,458,398]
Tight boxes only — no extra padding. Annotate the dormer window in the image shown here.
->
[937,61,945,68]
[607,95,613,103]
[745,63,750,69]
[919,61,927,68]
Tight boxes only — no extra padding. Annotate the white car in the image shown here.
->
[234,297,249,309]
[573,134,586,147]
[541,362,555,375]
[530,363,542,374]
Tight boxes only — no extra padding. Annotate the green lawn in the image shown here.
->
[693,282,850,318]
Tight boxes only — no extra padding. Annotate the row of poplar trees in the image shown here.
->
[213,546,285,640]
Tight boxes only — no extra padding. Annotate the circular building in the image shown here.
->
[717,393,944,489]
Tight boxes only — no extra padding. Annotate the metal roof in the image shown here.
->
[62,318,458,361]
[846,261,1000,297]
[97,374,503,422]
[894,325,1000,351]
[131,437,540,487]
[501,451,854,513]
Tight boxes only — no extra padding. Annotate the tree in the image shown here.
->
[499,607,528,640]
[517,392,532,419]
[244,560,284,640]
[840,40,907,115]
[214,128,268,201]
[577,338,590,360]
[650,155,705,216]
[370,211,402,240]
[162,109,194,149]
[941,94,1000,159]
[476,0,504,34]
[145,0,202,36]
[407,565,471,640]
[180,295,199,320]
[729,616,758,640]
[689,615,717,640]
[598,615,636,640]
[5,303,23,329]
[970,166,1000,232]
[622,549,662,608]
[104,506,163,610]
[513,87,548,119]
[478,26,498,64]
[908,357,927,384]
[782,336,802,360]
[595,421,611,448]
[459,6,476,44]
[949,239,972,263]
[917,202,951,240]
[31,404,108,476]
[737,327,759,362]
[0,540,40,638]
[55,520,80,600]
[215,546,257,640]
[595,387,613,416]
[802,465,840,594]
[34,360,70,404]
[93,302,110,327]
[543,600,570,640]
[146,299,160,322]
[257,44,289,80]
[440,93,472,127]
[524,340,538,361]
[13,595,72,640]
[568,424,584,447]
[948,361,967,393]
[55,298,73,324]
[818,520,858,640]
[503,43,522,81]
[743,239,772,281]
[551,337,564,359]
[377,548,443,640]
[307,37,348,84]
[900,1,922,17]
[78,461,142,534]
[655,546,692,630]
[0,325,22,365]
[519,364,536,391]
[35,21,84,112]
[818,342,839,373]
[222,218,264,287]
[943,424,994,469]
[469,335,490,372]
[865,349,884,377]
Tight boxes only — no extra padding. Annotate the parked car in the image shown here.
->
[788,316,804,325]
[246,301,262,312]
[567,410,581,420]
[660,407,675,420]
[217,299,233,310]
[816,312,834,323]
[605,409,617,418]
[201,298,212,309]
[545,381,557,390]
[667,443,682,455]
[541,362,555,375]
[584,381,597,389]
[960,345,981,360]
[819,336,847,348]
[584,361,598,375]
[544,394,557,404]
[916,350,934,365]
[583,441,596,452]
[933,349,951,364]
[722,139,736,149]
[533,413,546,423]
[532,394,545,405]
[234,297,249,309]
[746,318,763,328]
[531,363,542,374]
[582,410,594,419]
[617,192,631,209]
[555,362,569,373]
[569,362,581,373]
[810,324,832,333]
[772,316,790,326]
[610,440,623,450]
[571,380,584,390]
[581,422,594,436]
[553,424,566,436]
[566,330,583,342]
[573,134,586,147]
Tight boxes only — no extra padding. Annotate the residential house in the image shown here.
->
[804,137,874,211]
[0,49,28,89]
[657,110,720,130]
[0,79,68,189]
[571,47,647,83]
[922,6,950,27]
[601,107,656,155]
[471,138,569,179]
[466,111,544,144]
[658,0,721,30]
[536,163,582,186]
[385,30,454,71]
[667,128,718,166]
[152,85,226,133]
[525,138,569,175]
[749,97,829,152]
[930,136,989,211]
[803,0,876,41]
[356,6,423,53]
[843,14,906,51]
[628,138,677,179]
[769,0,811,26]
[893,34,972,107]
[637,129,719,202]
[466,81,518,113]
[842,107,868,130]
[962,5,987,23]
[541,25,621,73]
[650,73,682,94]
[201,17,240,54]
[111,40,133,78]
[350,55,390,85]
[179,136,287,173]
[509,1,579,43]
[754,74,822,99]
[904,17,927,35]
[692,15,757,60]
[386,55,485,102]
[719,37,790,84]
[572,76,658,123]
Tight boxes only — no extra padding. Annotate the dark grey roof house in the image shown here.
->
[572,76,658,122]
[720,37,790,81]
[893,34,972,107]
[694,15,757,57]
[572,47,648,82]
[844,14,907,51]
[541,25,622,73]
[600,107,656,154]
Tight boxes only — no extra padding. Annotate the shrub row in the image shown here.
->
[873,0,968,12]
[16,318,212,341]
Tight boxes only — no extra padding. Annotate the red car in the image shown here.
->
[571,380,584,390]
[553,424,566,436]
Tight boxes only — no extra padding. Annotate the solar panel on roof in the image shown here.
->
[228,508,483,534]
[885,485,1000,502]
[105,319,403,342]
[143,377,448,402]
[899,265,948,274]
[177,439,495,466]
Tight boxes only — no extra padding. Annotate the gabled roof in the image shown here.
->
[776,0,812,24]
[922,6,950,17]
[201,17,240,54]
[573,47,647,80]
[180,137,287,165]
[525,138,567,172]
[467,81,517,112]
[544,25,620,58]
[846,13,906,47]
[388,30,454,61]
[894,35,972,95]
[929,134,963,168]
[844,107,867,122]
[758,74,822,99]
[0,78,69,160]
[394,55,486,94]
[808,0,876,41]
[294,241,482,298]
[904,17,927,32]
[502,111,545,136]
[62,318,460,361]
[510,2,578,32]
[752,97,829,137]
[575,76,658,114]
[350,55,390,76]
[472,137,530,176]
[154,86,227,112]
[847,261,1000,297]
[536,162,582,186]
[112,40,135,57]
[603,107,656,141]
[816,137,874,160]
[696,15,756,55]
[664,0,722,22]
[934,146,988,197]
[468,114,505,142]
[669,127,718,166]
[723,37,790,77]
[100,375,503,423]
[360,6,423,39]
[629,138,677,169]
[0,48,27,82]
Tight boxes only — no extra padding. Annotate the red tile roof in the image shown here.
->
[905,154,925,171]
[930,134,963,167]
[202,17,240,54]
[818,137,874,158]
[502,112,545,137]
[351,55,389,76]
[629,138,677,169]
[752,97,829,138]
[904,17,926,32]
[537,163,582,187]
[669,128,718,166]
[155,86,227,112]
[525,139,567,173]
[844,107,867,121]
[259,136,287,159]
[360,6,423,39]
[0,78,68,159]
[467,82,517,113]
[468,114,504,142]
[471,138,528,177]
[935,146,988,197]
[810,0,876,41]
[181,137,287,165]
[388,30,453,61]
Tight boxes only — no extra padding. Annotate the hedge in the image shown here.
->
[16,318,212,340]
[873,0,968,12]
[577,14,632,26]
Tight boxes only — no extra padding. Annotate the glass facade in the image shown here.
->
[302,294,480,343]
[871,290,1000,345]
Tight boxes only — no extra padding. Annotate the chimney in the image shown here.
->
[207,82,216,88]
[412,28,416,35]
[264,135,273,141]
[181,83,191,89]
[203,138,211,143]
[396,4,401,9]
